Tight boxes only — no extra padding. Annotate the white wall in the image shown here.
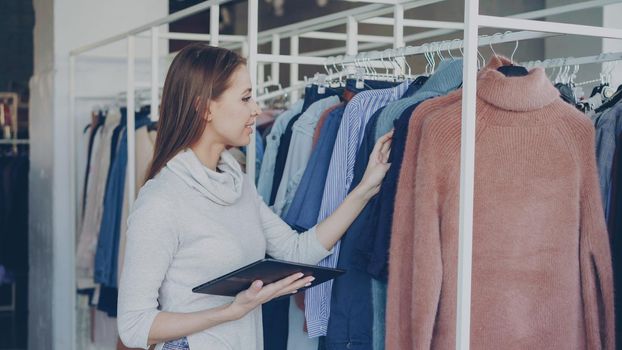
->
[545,0,603,87]
[29,0,167,349]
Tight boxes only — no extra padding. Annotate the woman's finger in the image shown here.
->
[275,276,315,297]
[260,272,305,298]
[371,130,393,155]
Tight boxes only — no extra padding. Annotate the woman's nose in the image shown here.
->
[252,100,261,115]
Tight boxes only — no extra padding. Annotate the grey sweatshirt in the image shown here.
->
[117,149,331,350]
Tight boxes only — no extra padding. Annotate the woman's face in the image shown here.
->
[205,65,261,147]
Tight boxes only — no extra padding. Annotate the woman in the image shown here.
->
[117,43,393,350]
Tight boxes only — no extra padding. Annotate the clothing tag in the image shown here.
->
[318,85,326,94]
[356,79,364,89]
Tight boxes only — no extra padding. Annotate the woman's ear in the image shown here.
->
[195,96,213,122]
[205,104,213,122]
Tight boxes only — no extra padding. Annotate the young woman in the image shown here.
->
[117,43,393,350]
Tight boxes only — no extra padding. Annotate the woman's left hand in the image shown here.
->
[357,130,393,200]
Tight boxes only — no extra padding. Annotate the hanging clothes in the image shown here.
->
[386,56,614,350]
[257,100,304,203]
[593,102,622,218]
[261,93,340,350]
[324,107,383,350]
[271,95,340,216]
[284,105,345,232]
[269,86,342,206]
[592,100,622,349]
[94,112,151,291]
[0,150,28,273]
[306,79,409,338]
[82,111,105,214]
[76,109,121,291]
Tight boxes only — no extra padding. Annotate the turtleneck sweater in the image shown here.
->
[386,56,614,350]
[117,149,331,350]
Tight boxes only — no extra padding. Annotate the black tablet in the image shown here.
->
[192,258,345,297]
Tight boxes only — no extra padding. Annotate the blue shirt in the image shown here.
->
[284,106,345,231]
[373,59,463,141]
[594,102,622,218]
[272,96,340,216]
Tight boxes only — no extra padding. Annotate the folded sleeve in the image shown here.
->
[117,188,179,349]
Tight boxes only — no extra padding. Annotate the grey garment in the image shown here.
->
[162,337,189,350]
[593,101,622,217]
[271,95,340,216]
[373,59,463,141]
[117,149,331,350]
[257,101,304,203]
[371,279,387,350]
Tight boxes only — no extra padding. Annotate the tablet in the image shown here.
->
[192,258,345,297]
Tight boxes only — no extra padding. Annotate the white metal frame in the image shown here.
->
[67,1,622,349]
[456,7,622,350]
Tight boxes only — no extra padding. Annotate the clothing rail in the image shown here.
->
[330,30,557,64]
[523,51,622,69]
[455,6,622,350]
[0,139,29,145]
[255,29,557,106]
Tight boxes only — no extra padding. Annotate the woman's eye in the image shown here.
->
[242,96,252,102]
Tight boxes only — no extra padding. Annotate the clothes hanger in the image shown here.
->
[496,32,529,77]
[596,60,622,112]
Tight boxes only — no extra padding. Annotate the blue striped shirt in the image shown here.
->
[305,80,411,337]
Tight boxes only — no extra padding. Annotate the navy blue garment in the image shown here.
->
[262,296,290,350]
[302,84,344,112]
[324,108,383,350]
[97,285,118,317]
[269,113,302,206]
[344,79,400,96]
[606,130,622,349]
[284,106,345,231]
[94,115,151,289]
[402,76,429,98]
[357,103,420,281]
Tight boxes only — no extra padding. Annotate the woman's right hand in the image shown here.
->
[227,273,315,320]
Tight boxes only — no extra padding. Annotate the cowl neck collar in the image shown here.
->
[166,149,244,206]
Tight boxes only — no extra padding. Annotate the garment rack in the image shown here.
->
[67,1,622,349]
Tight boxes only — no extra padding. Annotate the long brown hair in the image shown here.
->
[145,43,246,181]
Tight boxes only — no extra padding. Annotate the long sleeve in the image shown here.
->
[410,122,446,349]
[256,190,331,265]
[578,125,616,350]
[117,189,179,349]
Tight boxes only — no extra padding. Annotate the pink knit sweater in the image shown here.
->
[386,57,615,349]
